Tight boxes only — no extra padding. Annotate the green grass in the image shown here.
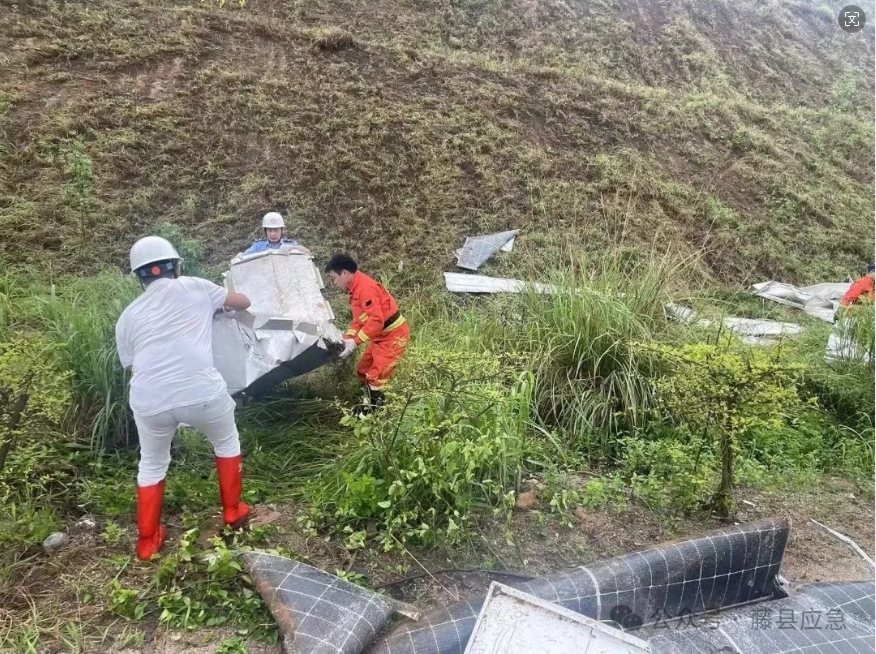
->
[0,0,872,283]
[0,0,874,647]
[0,266,140,450]
[500,249,698,462]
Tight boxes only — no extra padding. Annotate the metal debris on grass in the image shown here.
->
[750,280,851,323]
[455,230,520,271]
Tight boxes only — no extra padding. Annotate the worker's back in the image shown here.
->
[115,276,229,417]
[350,272,400,324]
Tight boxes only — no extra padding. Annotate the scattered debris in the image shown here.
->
[810,519,876,572]
[465,582,651,654]
[663,302,697,323]
[665,303,803,345]
[455,230,520,271]
[825,320,873,363]
[42,532,69,553]
[750,280,851,323]
[444,272,556,294]
[196,506,282,549]
[74,516,97,531]
[212,249,344,404]
[242,517,875,653]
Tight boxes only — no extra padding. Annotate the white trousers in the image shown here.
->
[133,393,241,486]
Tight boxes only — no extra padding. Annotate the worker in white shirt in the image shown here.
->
[115,236,253,560]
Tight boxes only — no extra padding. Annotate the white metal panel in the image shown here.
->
[750,280,850,323]
[228,249,336,324]
[444,272,557,294]
[465,583,651,654]
[456,230,520,271]
[211,250,344,398]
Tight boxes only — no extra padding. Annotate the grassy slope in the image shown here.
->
[0,0,873,286]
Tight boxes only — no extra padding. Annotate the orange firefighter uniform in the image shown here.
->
[841,275,874,307]
[344,271,410,390]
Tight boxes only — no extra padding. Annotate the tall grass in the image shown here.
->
[0,263,140,450]
[837,304,875,369]
[506,250,699,463]
[793,308,875,432]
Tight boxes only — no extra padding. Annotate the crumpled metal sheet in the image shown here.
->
[750,280,851,323]
[239,553,395,654]
[664,304,802,345]
[825,320,873,363]
[212,250,344,400]
[455,230,520,271]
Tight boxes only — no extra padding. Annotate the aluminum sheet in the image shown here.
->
[212,250,344,401]
[456,230,520,271]
[750,280,851,323]
[227,249,335,328]
[464,583,651,654]
[444,272,557,294]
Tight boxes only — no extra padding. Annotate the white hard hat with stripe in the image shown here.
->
[262,212,285,229]
[129,236,182,273]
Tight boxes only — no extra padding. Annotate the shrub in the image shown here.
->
[304,343,535,550]
[650,334,805,515]
[0,334,74,575]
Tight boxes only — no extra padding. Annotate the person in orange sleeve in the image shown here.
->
[325,253,410,411]
[840,264,875,308]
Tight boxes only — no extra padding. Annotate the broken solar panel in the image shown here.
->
[366,517,790,653]
[243,517,873,654]
[239,553,394,654]
[456,230,520,271]
[645,581,875,653]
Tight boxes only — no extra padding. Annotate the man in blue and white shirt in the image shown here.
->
[243,211,311,255]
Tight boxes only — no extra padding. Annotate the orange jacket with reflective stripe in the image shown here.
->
[841,275,875,307]
[345,271,406,345]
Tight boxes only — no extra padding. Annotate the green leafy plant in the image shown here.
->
[651,335,805,515]
[105,528,277,642]
[305,345,535,549]
[100,520,127,546]
[216,637,249,654]
[0,334,71,473]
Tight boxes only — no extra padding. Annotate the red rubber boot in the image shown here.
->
[136,480,167,560]
[215,454,250,529]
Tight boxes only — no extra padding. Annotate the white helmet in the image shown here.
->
[129,236,182,273]
[262,212,285,229]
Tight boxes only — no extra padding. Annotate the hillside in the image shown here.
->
[1,0,874,285]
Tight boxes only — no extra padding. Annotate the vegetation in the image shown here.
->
[0,0,873,650]
[0,0,873,283]
[2,239,874,650]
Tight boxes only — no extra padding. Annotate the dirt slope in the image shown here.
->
[0,0,873,284]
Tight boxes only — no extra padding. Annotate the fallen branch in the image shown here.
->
[810,519,875,571]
